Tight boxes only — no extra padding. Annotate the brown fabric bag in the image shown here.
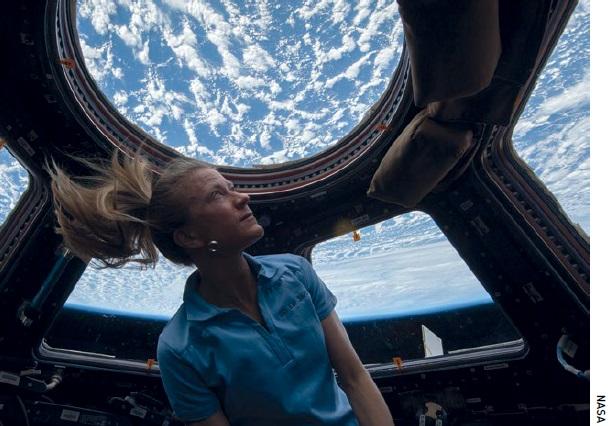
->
[424,0,552,125]
[367,110,473,208]
[397,0,501,107]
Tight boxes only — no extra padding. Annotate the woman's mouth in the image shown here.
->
[240,213,255,222]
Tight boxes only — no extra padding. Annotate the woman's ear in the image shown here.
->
[173,228,205,249]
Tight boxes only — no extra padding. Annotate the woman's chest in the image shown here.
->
[195,284,329,386]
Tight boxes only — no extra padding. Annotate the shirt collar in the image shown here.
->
[183,252,276,322]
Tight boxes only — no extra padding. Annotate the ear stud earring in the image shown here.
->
[207,240,220,254]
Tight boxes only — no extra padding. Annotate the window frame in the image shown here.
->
[53,0,411,199]
[35,310,527,379]
[0,143,47,280]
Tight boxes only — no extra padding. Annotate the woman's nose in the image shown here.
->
[235,190,250,206]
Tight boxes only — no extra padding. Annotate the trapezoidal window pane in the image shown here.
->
[77,0,403,167]
[64,259,188,318]
[45,258,190,360]
[512,2,589,234]
[311,212,521,364]
[0,146,30,229]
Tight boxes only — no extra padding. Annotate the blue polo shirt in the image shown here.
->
[157,253,359,425]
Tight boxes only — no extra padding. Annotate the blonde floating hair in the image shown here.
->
[45,147,210,268]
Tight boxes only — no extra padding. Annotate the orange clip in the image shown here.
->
[352,230,361,242]
[393,357,403,369]
[0,138,6,150]
[59,58,76,69]
[375,123,391,132]
[146,358,156,369]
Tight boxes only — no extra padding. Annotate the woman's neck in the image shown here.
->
[194,252,258,310]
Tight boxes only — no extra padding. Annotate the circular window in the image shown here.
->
[75,0,404,169]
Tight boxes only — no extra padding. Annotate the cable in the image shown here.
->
[556,335,589,380]
[15,395,31,426]
[45,372,63,391]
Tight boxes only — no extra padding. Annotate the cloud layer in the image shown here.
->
[0,149,30,225]
[78,0,404,167]
[513,0,590,233]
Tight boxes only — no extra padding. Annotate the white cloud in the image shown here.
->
[514,70,590,137]
[129,71,194,143]
[164,0,243,79]
[242,45,276,72]
[111,67,124,79]
[330,0,351,25]
[182,118,213,157]
[259,149,291,165]
[79,39,117,82]
[357,22,402,96]
[269,81,282,95]
[357,1,398,52]
[113,90,128,106]
[170,105,183,121]
[324,52,373,88]
[117,24,140,47]
[296,0,333,21]
[162,20,213,78]
[79,0,117,35]
[353,0,372,26]
[315,33,357,64]
[259,130,272,150]
[538,70,590,116]
[253,0,273,31]
[235,75,267,90]
[117,0,164,33]
[206,109,227,131]
[137,40,151,65]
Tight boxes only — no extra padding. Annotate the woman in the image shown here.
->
[47,148,394,426]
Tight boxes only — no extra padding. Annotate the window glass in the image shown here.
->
[65,258,188,318]
[311,213,521,363]
[77,0,403,167]
[46,258,191,359]
[0,146,30,228]
[513,1,589,234]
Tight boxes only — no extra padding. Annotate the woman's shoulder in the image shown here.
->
[157,306,216,372]
[158,305,190,354]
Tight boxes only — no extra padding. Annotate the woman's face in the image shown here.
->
[175,168,264,253]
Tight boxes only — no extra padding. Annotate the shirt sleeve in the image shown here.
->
[297,255,338,321]
[157,341,221,423]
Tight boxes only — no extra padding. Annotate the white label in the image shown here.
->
[563,339,579,358]
[0,372,20,386]
[130,407,147,419]
[60,409,80,422]
[422,325,444,358]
